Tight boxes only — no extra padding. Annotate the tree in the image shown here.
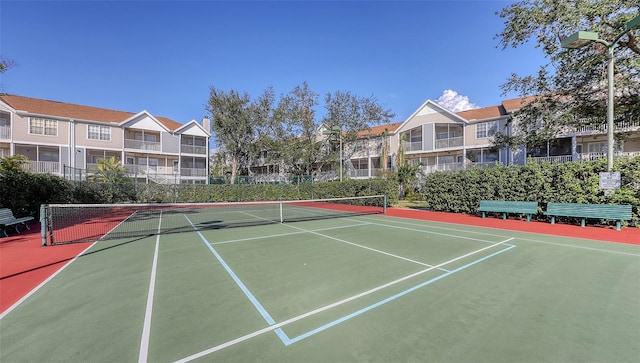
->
[271,82,321,176]
[495,0,640,147]
[271,83,395,177]
[88,157,127,184]
[207,86,275,183]
[0,154,28,172]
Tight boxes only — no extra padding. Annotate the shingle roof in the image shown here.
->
[0,94,183,130]
[501,96,537,113]
[356,122,403,137]
[456,105,507,120]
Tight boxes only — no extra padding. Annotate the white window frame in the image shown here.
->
[88,124,111,141]
[29,118,58,136]
[476,121,497,139]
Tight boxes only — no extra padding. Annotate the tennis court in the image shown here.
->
[1,197,639,362]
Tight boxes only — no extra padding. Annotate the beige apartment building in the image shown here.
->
[0,95,211,184]
[343,96,640,179]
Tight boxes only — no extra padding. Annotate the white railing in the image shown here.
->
[528,151,640,164]
[435,136,463,149]
[528,155,574,164]
[22,161,60,174]
[0,126,10,139]
[180,168,207,177]
[124,139,160,151]
[180,144,207,155]
[402,141,422,152]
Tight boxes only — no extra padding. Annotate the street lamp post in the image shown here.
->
[561,14,640,171]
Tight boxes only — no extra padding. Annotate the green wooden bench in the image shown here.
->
[477,200,538,222]
[0,208,34,237]
[545,203,632,230]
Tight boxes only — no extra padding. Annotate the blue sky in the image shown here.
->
[0,0,545,125]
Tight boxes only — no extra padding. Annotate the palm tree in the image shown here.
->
[0,154,28,172]
[89,157,127,184]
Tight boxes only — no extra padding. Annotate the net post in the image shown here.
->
[279,201,284,223]
[40,204,48,247]
[384,195,387,214]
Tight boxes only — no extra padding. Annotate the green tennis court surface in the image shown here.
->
[2,210,639,362]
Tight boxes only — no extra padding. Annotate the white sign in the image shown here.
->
[599,172,621,189]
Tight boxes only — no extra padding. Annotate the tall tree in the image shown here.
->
[207,86,275,183]
[271,82,321,176]
[496,0,640,146]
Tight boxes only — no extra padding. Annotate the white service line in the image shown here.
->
[211,222,372,245]
[173,237,514,363]
[284,223,445,269]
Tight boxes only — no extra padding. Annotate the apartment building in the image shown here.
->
[344,96,640,179]
[0,94,211,184]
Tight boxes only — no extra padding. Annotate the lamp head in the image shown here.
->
[561,31,600,49]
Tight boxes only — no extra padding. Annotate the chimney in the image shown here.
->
[202,116,211,132]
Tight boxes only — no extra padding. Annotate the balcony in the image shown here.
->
[180,168,207,177]
[348,168,382,178]
[22,161,60,174]
[566,116,640,136]
[181,144,207,155]
[435,136,463,149]
[527,151,640,164]
[0,126,10,139]
[402,141,422,152]
[124,139,160,151]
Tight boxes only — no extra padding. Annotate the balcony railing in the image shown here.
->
[402,141,422,152]
[347,168,382,178]
[435,136,463,149]
[0,125,10,139]
[180,168,207,177]
[527,151,640,164]
[22,161,60,174]
[180,144,207,155]
[124,139,160,151]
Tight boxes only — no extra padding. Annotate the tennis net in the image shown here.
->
[41,195,387,245]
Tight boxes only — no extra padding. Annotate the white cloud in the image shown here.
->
[435,90,479,112]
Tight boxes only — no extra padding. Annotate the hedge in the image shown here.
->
[421,156,640,226]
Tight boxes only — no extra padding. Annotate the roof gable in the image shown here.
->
[175,120,210,137]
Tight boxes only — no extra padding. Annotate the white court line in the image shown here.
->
[0,241,97,320]
[211,222,372,245]
[284,223,447,269]
[173,237,514,363]
[346,216,504,245]
[357,215,640,257]
[138,211,163,363]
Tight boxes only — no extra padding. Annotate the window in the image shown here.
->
[588,142,607,153]
[88,125,111,141]
[476,121,497,139]
[29,118,58,136]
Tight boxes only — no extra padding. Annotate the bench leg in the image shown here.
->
[502,213,506,220]
[481,212,486,218]
[526,214,531,222]
[581,218,585,227]
[14,224,21,234]
[616,221,621,231]
[551,216,555,225]
[23,222,30,231]
[0,227,7,238]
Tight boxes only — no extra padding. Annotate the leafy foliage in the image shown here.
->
[495,0,640,146]
[421,156,640,226]
[0,154,28,172]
